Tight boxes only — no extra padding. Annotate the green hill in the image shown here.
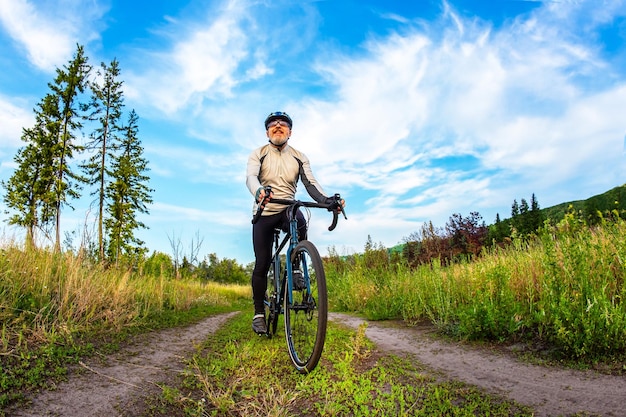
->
[387,183,626,251]
[541,183,626,222]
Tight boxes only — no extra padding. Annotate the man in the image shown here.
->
[246,111,344,334]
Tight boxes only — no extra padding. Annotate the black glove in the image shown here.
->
[325,194,343,210]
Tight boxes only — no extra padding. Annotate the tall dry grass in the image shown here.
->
[0,243,249,354]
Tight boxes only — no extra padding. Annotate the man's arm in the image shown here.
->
[246,148,264,197]
[295,154,329,204]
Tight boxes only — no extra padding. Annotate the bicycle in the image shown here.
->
[251,186,346,373]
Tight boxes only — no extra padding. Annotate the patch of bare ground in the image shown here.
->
[331,313,626,417]
[7,311,626,417]
[5,312,239,417]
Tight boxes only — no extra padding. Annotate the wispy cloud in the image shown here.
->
[124,1,268,115]
[0,0,106,71]
[2,0,625,261]
[131,0,626,251]
[0,95,31,149]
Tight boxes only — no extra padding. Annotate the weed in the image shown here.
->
[0,243,250,412]
[148,313,532,416]
[326,217,626,365]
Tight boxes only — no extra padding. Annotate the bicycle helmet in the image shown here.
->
[264,111,293,129]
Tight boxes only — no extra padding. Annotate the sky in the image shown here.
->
[1,0,626,266]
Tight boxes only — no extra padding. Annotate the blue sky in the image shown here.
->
[1,0,625,265]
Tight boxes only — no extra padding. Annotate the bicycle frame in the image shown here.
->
[266,204,307,319]
[252,189,346,372]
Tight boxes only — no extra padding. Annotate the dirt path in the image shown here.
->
[7,311,626,417]
[331,313,626,417]
[8,312,239,417]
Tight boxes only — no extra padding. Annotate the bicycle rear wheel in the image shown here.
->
[284,240,327,373]
[265,259,281,336]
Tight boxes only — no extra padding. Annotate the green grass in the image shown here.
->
[3,214,625,415]
[0,242,251,412]
[326,215,626,366]
[0,302,246,414]
[144,313,532,417]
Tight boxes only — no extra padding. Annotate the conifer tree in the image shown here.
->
[2,119,55,246]
[529,193,544,231]
[510,199,520,233]
[3,45,90,249]
[82,59,124,261]
[511,199,520,217]
[105,110,153,264]
[519,198,530,234]
[48,45,91,250]
[489,212,509,243]
[519,198,529,216]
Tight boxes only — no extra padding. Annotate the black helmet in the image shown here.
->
[264,111,292,129]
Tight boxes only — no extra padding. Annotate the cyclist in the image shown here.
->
[246,111,345,334]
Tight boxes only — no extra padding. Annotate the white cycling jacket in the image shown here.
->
[246,143,328,216]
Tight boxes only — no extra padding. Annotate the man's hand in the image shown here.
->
[326,194,346,213]
[256,186,273,206]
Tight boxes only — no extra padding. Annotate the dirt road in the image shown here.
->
[331,313,626,417]
[7,312,239,417]
[6,311,626,416]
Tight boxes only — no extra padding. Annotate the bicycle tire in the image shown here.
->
[284,240,328,373]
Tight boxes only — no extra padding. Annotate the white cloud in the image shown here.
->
[0,0,106,71]
[125,2,266,115]
[145,140,245,185]
[231,0,625,256]
[296,1,622,196]
[0,95,31,149]
[3,0,619,261]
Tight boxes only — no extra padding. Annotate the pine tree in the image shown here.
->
[511,199,520,217]
[2,44,90,250]
[529,193,544,231]
[519,198,530,234]
[2,120,55,246]
[48,44,91,250]
[82,59,125,261]
[489,212,509,243]
[105,110,153,265]
[519,198,529,216]
[510,199,520,233]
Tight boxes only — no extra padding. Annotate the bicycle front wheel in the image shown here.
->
[284,240,328,373]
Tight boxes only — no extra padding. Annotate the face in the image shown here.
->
[266,119,291,146]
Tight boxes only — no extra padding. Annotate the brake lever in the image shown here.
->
[333,193,347,219]
[251,186,272,224]
[327,194,347,231]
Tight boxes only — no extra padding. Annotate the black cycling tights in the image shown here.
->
[251,209,307,314]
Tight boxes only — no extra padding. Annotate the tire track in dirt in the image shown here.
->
[331,313,626,417]
[8,311,239,417]
[8,311,625,416]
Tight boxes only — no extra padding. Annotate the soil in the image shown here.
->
[6,312,239,417]
[6,311,626,417]
[331,313,626,417]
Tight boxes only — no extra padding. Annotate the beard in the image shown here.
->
[268,130,290,147]
[271,136,288,146]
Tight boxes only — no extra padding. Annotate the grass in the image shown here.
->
[2,214,625,414]
[0,241,251,412]
[326,215,626,367]
[144,312,532,417]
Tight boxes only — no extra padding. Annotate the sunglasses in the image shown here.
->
[267,119,291,128]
